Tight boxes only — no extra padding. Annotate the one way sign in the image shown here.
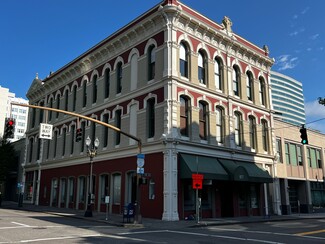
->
[39,123,53,139]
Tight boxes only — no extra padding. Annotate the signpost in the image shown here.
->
[192,173,203,223]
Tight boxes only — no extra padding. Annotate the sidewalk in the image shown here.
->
[2,201,325,229]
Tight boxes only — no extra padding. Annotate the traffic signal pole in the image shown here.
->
[11,102,142,153]
[11,102,143,224]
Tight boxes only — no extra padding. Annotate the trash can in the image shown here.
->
[123,203,135,223]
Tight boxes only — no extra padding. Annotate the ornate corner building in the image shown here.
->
[22,0,277,220]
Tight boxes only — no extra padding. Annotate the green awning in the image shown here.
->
[180,154,229,180]
[217,158,273,183]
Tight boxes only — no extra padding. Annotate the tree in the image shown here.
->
[0,137,18,184]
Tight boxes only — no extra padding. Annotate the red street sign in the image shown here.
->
[192,174,203,189]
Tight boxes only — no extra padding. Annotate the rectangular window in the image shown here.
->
[100,175,109,203]
[276,138,282,163]
[78,177,85,203]
[68,177,74,203]
[285,142,290,165]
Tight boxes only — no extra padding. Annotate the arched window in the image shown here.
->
[29,138,34,162]
[37,138,41,160]
[180,96,190,137]
[233,65,240,97]
[103,114,109,148]
[64,90,69,111]
[179,42,189,78]
[148,45,155,80]
[234,112,242,146]
[199,101,208,140]
[262,119,269,151]
[249,115,256,149]
[246,71,254,101]
[53,130,58,158]
[62,127,67,156]
[215,58,223,90]
[115,110,121,145]
[48,98,53,121]
[80,121,86,152]
[104,68,110,99]
[198,50,206,84]
[39,101,44,123]
[216,106,224,143]
[147,98,155,138]
[56,95,60,118]
[70,125,75,155]
[130,54,138,91]
[83,81,87,108]
[92,74,98,104]
[116,62,123,94]
[259,77,266,106]
[72,86,77,111]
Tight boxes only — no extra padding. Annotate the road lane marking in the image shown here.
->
[296,229,325,236]
[119,229,285,243]
[18,234,102,243]
[11,222,30,227]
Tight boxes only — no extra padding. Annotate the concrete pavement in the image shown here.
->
[1,201,325,229]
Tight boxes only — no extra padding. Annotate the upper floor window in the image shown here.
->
[92,74,98,104]
[64,90,69,111]
[53,130,58,158]
[104,68,110,99]
[37,138,41,160]
[72,86,77,111]
[261,119,269,151]
[246,71,254,101]
[147,98,155,138]
[83,81,87,108]
[48,98,53,121]
[103,114,109,148]
[199,101,208,140]
[29,138,34,162]
[31,108,36,128]
[180,42,189,78]
[259,77,266,106]
[248,115,256,149]
[148,45,155,80]
[214,58,223,90]
[70,125,75,155]
[39,101,44,123]
[130,54,138,91]
[116,62,122,94]
[307,147,322,168]
[285,142,302,166]
[198,51,206,85]
[180,96,190,137]
[276,138,282,163]
[216,106,224,143]
[115,110,121,145]
[234,112,242,146]
[80,121,86,152]
[62,127,67,156]
[233,65,240,97]
[56,95,60,118]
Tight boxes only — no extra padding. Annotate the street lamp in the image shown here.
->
[84,136,99,217]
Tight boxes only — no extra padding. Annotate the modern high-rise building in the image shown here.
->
[23,0,276,220]
[270,71,306,126]
[0,86,29,141]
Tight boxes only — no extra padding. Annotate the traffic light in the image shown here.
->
[76,128,83,142]
[300,125,308,145]
[4,118,15,139]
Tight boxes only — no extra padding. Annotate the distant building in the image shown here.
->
[270,71,306,126]
[0,86,29,141]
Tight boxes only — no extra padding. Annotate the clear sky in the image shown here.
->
[1,0,325,132]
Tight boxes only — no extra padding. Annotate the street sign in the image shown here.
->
[137,154,145,167]
[192,174,203,189]
[137,167,144,174]
[39,123,53,139]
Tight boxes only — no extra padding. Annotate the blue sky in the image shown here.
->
[1,0,325,132]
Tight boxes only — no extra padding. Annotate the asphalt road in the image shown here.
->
[0,208,324,243]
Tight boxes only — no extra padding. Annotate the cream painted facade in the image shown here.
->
[274,119,325,214]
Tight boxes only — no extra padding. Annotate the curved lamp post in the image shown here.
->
[84,136,99,217]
